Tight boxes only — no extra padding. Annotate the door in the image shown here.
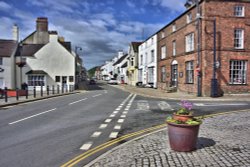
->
[171,64,178,87]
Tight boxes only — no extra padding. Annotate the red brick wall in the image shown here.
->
[157,0,250,96]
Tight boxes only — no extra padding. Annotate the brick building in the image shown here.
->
[157,0,250,96]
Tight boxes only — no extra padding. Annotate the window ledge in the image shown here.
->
[228,83,248,86]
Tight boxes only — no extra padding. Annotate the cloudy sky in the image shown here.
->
[0,0,187,69]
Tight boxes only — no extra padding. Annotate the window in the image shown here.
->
[55,76,60,82]
[161,31,165,38]
[148,67,154,83]
[234,29,244,49]
[229,60,247,84]
[185,33,194,52]
[234,6,244,17]
[187,13,192,23]
[140,55,143,65]
[131,58,134,66]
[173,40,176,56]
[28,75,45,86]
[151,37,154,44]
[186,61,194,84]
[161,46,166,59]
[69,76,74,82]
[172,24,176,32]
[0,58,3,65]
[138,69,143,82]
[161,66,166,82]
[151,50,155,63]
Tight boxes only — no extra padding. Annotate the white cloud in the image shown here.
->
[126,0,136,8]
[0,1,12,11]
[152,0,186,12]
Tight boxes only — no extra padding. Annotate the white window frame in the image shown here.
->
[234,6,244,17]
[229,60,247,84]
[187,13,192,24]
[173,40,176,56]
[234,29,244,49]
[140,55,143,65]
[161,66,166,82]
[185,33,194,52]
[27,75,45,86]
[151,50,155,63]
[185,61,194,84]
[172,24,176,32]
[161,45,166,59]
[161,31,165,38]
[148,67,154,83]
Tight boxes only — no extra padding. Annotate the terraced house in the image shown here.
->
[157,0,250,96]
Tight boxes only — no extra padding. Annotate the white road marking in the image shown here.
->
[158,101,174,111]
[109,132,119,138]
[92,94,102,97]
[9,108,57,125]
[68,98,87,105]
[109,114,116,117]
[105,119,112,123]
[120,115,126,118]
[91,131,102,137]
[114,125,121,130]
[118,119,124,123]
[99,124,108,129]
[194,103,248,107]
[115,108,121,111]
[104,91,108,93]
[125,108,129,111]
[80,142,93,150]
[113,111,119,114]
[122,111,128,114]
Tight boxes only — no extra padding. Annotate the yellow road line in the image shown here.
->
[61,109,250,167]
[61,124,166,167]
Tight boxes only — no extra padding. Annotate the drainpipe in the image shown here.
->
[196,0,202,97]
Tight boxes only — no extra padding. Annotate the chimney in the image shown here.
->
[36,17,48,32]
[12,24,19,41]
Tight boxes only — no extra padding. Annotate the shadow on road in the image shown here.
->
[197,137,216,149]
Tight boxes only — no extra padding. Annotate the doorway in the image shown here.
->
[171,60,178,87]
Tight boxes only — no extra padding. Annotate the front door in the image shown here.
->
[171,64,178,87]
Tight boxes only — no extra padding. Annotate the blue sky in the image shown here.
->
[0,0,187,69]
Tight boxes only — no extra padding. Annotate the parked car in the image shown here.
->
[89,79,96,85]
[108,78,118,85]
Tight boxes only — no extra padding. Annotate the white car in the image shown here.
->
[108,78,118,85]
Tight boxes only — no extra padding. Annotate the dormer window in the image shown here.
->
[172,24,176,32]
[234,6,244,17]
[187,13,192,23]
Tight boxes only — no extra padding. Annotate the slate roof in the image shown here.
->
[131,42,142,52]
[26,70,47,74]
[113,54,128,66]
[16,44,45,57]
[121,62,128,68]
[0,40,18,57]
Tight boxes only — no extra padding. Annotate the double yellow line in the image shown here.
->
[61,109,250,167]
[61,124,166,167]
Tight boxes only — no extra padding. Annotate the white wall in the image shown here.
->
[18,34,75,90]
[138,34,157,88]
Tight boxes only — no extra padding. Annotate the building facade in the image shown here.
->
[127,42,142,86]
[138,34,158,88]
[157,0,250,96]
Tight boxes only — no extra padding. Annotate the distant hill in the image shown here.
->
[88,66,98,78]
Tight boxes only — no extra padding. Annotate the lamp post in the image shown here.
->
[75,46,82,88]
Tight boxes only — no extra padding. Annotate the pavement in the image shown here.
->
[86,110,250,167]
[85,84,250,167]
[115,84,250,101]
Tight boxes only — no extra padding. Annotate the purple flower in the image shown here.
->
[181,100,193,111]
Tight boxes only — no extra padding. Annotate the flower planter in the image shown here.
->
[167,122,200,152]
[173,113,194,122]
[7,90,27,97]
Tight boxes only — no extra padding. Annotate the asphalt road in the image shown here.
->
[0,82,249,167]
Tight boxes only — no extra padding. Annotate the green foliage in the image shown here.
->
[166,116,202,125]
[88,66,98,78]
